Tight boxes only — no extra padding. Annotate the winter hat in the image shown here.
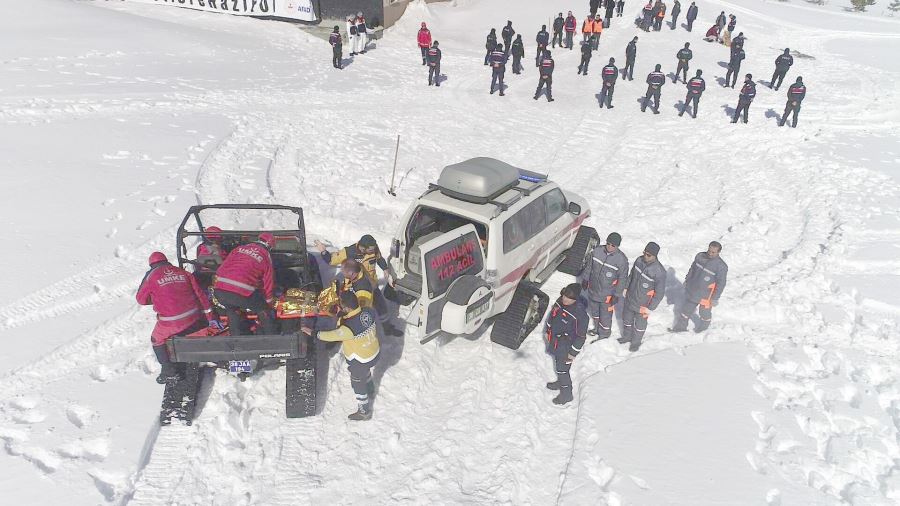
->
[333,25,340,31]
[258,232,276,249]
[359,234,377,248]
[609,57,615,64]
[654,63,662,71]
[696,69,702,76]
[606,232,622,247]
[149,251,168,266]
[560,283,582,300]
[644,242,660,257]
[433,41,439,46]
[421,22,426,28]
[745,73,752,80]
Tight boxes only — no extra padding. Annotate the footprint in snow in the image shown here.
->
[65,404,97,429]
[629,474,650,489]
[55,437,109,462]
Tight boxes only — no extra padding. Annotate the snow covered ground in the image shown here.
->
[1,0,899,504]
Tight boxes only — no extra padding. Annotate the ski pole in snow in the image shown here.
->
[388,134,400,196]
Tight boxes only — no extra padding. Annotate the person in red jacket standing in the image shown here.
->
[564,11,577,50]
[137,252,219,383]
[213,233,278,335]
[417,22,432,65]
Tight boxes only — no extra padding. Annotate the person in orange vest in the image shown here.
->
[582,14,594,44]
[671,241,728,333]
[591,14,603,50]
[654,1,667,31]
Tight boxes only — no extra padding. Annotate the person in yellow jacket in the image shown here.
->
[337,259,375,309]
[306,290,380,421]
[314,235,403,336]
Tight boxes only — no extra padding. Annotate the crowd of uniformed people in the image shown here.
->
[325,0,809,125]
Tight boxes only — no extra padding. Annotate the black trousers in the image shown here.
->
[672,299,712,332]
[642,87,661,111]
[428,63,440,85]
[512,55,523,74]
[332,47,342,69]
[671,13,679,29]
[599,82,615,107]
[491,68,505,93]
[675,61,688,82]
[623,60,635,80]
[681,92,700,117]
[535,45,546,66]
[733,99,751,123]
[347,357,378,406]
[554,346,573,391]
[780,101,801,127]
[771,69,787,89]
[214,288,278,335]
[552,31,563,48]
[725,65,741,87]
[535,76,553,99]
[578,56,591,75]
[686,18,695,31]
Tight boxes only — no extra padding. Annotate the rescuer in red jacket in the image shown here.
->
[137,252,219,383]
[213,233,278,335]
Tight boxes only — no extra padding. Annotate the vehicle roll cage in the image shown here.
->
[175,204,307,270]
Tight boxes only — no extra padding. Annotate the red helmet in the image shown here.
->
[149,251,168,266]
[258,232,276,249]
[204,225,222,242]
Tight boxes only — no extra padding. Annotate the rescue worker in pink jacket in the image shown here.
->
[137,252,219,383]
[213,233,278,335]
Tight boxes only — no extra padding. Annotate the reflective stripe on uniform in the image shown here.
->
[158,308,199,322]
[633,264,654,282]
[695,262,716,276]
[593,257,620,270]
[217,276,256,292]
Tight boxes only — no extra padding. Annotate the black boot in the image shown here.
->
[553,388,574,405]
[546,381,561,391]
[348,403,372,421]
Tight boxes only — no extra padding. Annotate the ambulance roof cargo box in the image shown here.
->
[436,157,521,204]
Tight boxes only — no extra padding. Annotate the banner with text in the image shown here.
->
[129,0,317,22]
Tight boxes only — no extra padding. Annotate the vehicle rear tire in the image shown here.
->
[285,335,318,418]
[490,281,549,350]
[557,225,599,276]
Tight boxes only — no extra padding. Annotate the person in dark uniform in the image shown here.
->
[329,26,343,70]
[580,232,629,339]
[670,0,681,30]
[489,43,507,96]
[577,39,593,75]
[605,0,616,25]
[484,28,497,66]
[536,25,550,66]
[779,77,806,127]
[725,47,745,88]
[552,13,565,48]
[511,34,525,74]
[616,0,626,17]
[535,51,555,101]
[679,69,705,118]
[427,41,441,86]
[590,0,601,17]
[686,2,698,31]
[502,21,515,53]
[731,73,756,124]
[671,241,727,333]
[641,2,653,31]
[674,42,692,83]
[623,36,638,81]
[731,32,745,52]
[641,64,666,113]
[544,283,589,405]
[599,57,618,108]
[771,48,794,90]
[619,242,666,352]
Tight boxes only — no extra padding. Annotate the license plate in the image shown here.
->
[228,360,253,374]
[466,295,491,323]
